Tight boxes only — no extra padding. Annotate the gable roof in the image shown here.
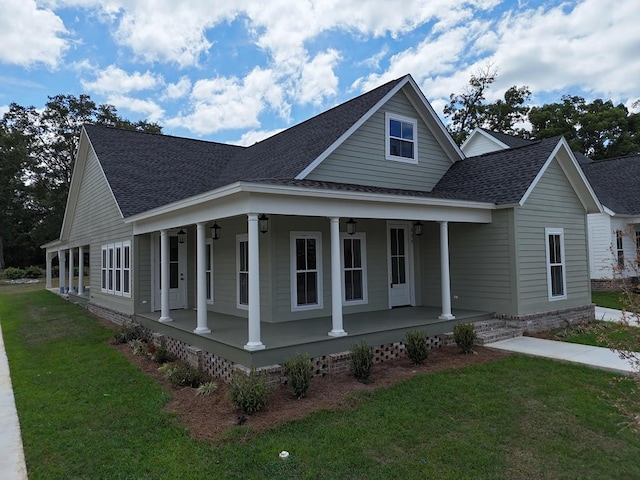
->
[581,154,640,215]
[478,128,534,148]
[433,137,562,204]
[84,75,416,218]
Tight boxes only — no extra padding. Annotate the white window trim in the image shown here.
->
[340,232,368,306]
[101,241,131,298]
[385,111,418,164]
[236,234,248,310]
[206,238,214,305]
[290,231,323,312]
[545,228,567,301]
[616,230,625,268]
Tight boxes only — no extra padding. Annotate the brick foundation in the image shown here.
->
[495,304,595,333]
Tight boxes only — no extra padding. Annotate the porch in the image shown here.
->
[135,306,493,367]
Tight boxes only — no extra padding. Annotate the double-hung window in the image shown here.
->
[291,232,323,311]
[237,235,248,309]
[545,228,566,300]
[616,230,625,268]
[341,233,368,305]
[385,112,417,163]
[101,241,131,297]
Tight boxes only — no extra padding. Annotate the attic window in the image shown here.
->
[385,112,417,164]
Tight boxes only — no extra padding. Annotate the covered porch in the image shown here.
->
[136,306,493,367]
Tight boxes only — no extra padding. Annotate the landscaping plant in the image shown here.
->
[196,381,219,396]
[453,323,476,354]
[404,330,429,365]
[129,339,148,356]
[162,360,206,388]
[350,340,374,383]
[150,337,174,363]
[283,353,313,399]
[230,368,270,414]
[112,320,144,345]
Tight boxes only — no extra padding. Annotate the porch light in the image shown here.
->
[258,214,269,234]
[346,218,357,235]
[210,221,221,240]
[177,228,186,244]
[413,221,423,236]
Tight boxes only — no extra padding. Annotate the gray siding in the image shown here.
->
[515,159,591,314]
[306,90,452,191]
[69,148,134,314]
[420,211,517,314]
[135,234,152,313]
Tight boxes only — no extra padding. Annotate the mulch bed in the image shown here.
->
[113,340,509,444]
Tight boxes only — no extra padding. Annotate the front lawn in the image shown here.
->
[1,288,639,479]
[592,291,628,310]
[539,321,640,349]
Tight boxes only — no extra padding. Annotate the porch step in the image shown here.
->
[475,323,524,345]
[472,319,511,334]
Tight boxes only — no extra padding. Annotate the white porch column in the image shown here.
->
[194,222,211,334]
[45,252,53,289]
[244,214,265,350]
[78,246,85,295]
[58,250,66,293]
[68,247,75,294]
[159,229,172,323]
[439,221,455,320]
[329,217,347,337]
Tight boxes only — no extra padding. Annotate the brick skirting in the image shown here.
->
[495,304,595,333]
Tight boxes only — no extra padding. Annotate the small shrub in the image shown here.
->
[350,341,374,383]
[3,267,26,280]
[404,330,429,365]
[230,368,270,414]
[23,266,44,279]
[283,353,313,399]
[129,339,148,356]
[454,323,477,354]
[196,381,219,396]
[150,337,174,363]
[112,321,144,345]
[163,360,206,388]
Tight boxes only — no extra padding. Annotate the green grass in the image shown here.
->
[543,321,639,349]
[592,291,628,310]
[2,287,640,479]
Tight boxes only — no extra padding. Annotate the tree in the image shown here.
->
[444,65,531,144]
[0,95,161,270]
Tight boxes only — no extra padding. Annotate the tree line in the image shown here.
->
[444,66,640,159]
[0,95,161,270]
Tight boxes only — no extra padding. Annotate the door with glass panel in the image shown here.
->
[153,233,187,310]
[388,224,411,307]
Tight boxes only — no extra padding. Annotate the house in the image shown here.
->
[463,128,639,289]
[43,75,600,379]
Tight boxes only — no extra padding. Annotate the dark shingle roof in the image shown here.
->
[433,137,561,204]
[85,76,406,217]
[581,154,640,214]
[479,128,534,148]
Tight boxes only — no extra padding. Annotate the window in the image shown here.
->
[385,112,417,163]
[237,235,248,309]
[616,230,625,268]
[291,232,323,311]
[342,233,368,304]
[545,228,566,300]
[101,241,131,297]
[636,231,640,266]
[206,239,213,304]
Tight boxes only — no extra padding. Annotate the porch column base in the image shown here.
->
[244,341,266,351]
[159,316,173,323]
[194,326,211,334]
[438,313,455,320]
[328,329,348,337]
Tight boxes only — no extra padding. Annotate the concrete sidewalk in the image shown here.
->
[488,336,637,375]
[0,323,28,479]
[594,306,640,326]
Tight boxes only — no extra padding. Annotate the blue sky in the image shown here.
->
[1,0,639,145]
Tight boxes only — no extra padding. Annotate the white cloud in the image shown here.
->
[0,0,68,68]
[105,94,164,122]
[230,128,286,146]
[165,68,289,135]
[296,49,342,106]
[0,105,10,117]
[164,77,192,100]
[81,65,162,94]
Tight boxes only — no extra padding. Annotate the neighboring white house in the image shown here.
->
[462,128,640,287]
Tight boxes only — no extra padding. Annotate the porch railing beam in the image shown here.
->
[159,229,173,323]
[438,221,455,320]
[245,214,265,350]
[194,222,211,334]
[329,217,347,337]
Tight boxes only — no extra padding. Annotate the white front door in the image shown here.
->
[388,223,412,307]
[153,233,187,310]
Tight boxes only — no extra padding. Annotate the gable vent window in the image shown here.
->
[385,112,418,164]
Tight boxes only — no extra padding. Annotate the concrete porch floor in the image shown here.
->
[135,306,493,367]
